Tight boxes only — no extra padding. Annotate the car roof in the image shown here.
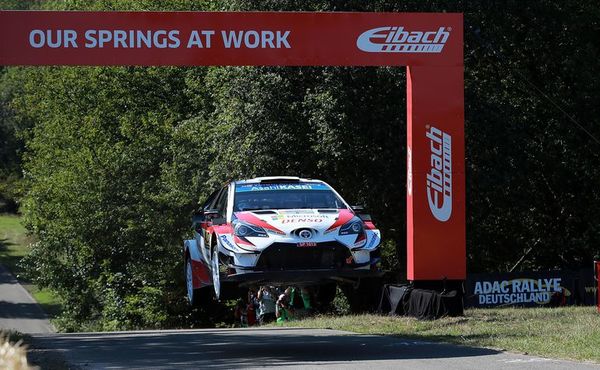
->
[233,176,325,185]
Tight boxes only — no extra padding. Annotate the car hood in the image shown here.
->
[234,208,355,235]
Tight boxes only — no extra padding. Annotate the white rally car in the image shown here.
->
[183,177,382,305]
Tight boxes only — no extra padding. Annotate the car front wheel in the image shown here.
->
[186,258,201,306]
[211,247,221,301]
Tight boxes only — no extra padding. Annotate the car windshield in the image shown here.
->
[233,182,347,211]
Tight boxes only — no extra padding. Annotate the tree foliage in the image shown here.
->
[0,0,598,329]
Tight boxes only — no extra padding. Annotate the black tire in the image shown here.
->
[211,246,222,301]
[211,242,242,301]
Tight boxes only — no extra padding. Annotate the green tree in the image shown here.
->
[0,0,598,331]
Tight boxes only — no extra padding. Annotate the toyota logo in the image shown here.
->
[299,229,313,239]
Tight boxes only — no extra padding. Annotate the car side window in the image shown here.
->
[215,186,229,215]
[202,189,220,211]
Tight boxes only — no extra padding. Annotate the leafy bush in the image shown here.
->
[332,287,351,316]
[0,174,22,213]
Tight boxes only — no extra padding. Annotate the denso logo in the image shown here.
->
[281,218,324,224]
[426,125,452,222]
[356,26,450,53]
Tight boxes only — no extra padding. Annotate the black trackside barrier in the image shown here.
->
[378,281,464,319]
[465,269,596,308]
[378,284,411,315]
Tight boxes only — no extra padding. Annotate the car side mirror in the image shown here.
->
[191,210,205,233]
[351,205,372,221]
[192,210,204,224]
[351,205,365,213]
[211,217,227,226]
[204,209,221,219]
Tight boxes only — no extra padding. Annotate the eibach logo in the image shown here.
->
[426,125,452,222]
[356,26,450,53]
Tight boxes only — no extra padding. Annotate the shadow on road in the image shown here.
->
[0,301,52,320]
[32,328,500,369]
[0,240,29,285]
[0,237,15,250]
[0,262,20,285]
[0,265,55,333]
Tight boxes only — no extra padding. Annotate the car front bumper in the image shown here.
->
[223,267,383,286]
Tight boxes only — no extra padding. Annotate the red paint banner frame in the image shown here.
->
[0,11,462,66]
[0,10,465,280]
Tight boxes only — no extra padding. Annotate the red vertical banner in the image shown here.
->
[407,65,465,280]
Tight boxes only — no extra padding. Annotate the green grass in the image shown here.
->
[0,214,62,318]
[279,306,600,363]
[0,214,30,273]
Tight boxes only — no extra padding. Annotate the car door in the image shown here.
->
[203,186,229,262]
[194,188,220,263]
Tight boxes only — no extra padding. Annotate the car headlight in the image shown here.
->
[339,218,364,236]
[233,221,268,238]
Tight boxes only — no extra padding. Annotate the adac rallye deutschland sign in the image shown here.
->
[0,11,462,66]
[465,270,597,308]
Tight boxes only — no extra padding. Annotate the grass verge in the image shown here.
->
[279,306,600,363]
[0,214,62,317]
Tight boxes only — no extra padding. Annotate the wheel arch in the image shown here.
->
[184,239,203,263]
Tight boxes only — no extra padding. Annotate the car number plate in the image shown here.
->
[297,242,317,247]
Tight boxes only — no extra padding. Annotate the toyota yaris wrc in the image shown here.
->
[183,177,382,305]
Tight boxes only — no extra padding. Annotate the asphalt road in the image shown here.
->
[1,264,597,369]
[31,327,599,370]
[0,264,54,334]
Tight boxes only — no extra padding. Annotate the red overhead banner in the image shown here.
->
[0,10,465,281]
[0,11,462,66]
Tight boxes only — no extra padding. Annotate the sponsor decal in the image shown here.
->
[220,235,236,250]
[357,26,450,53]
[297,242,317,247]
[426,125,452,222]
[367,234,379,249]
[271,213,329,221]
[236,182,330,192]
[473,278,566,305]
[281,218,324,224]
[280,210,316,215]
